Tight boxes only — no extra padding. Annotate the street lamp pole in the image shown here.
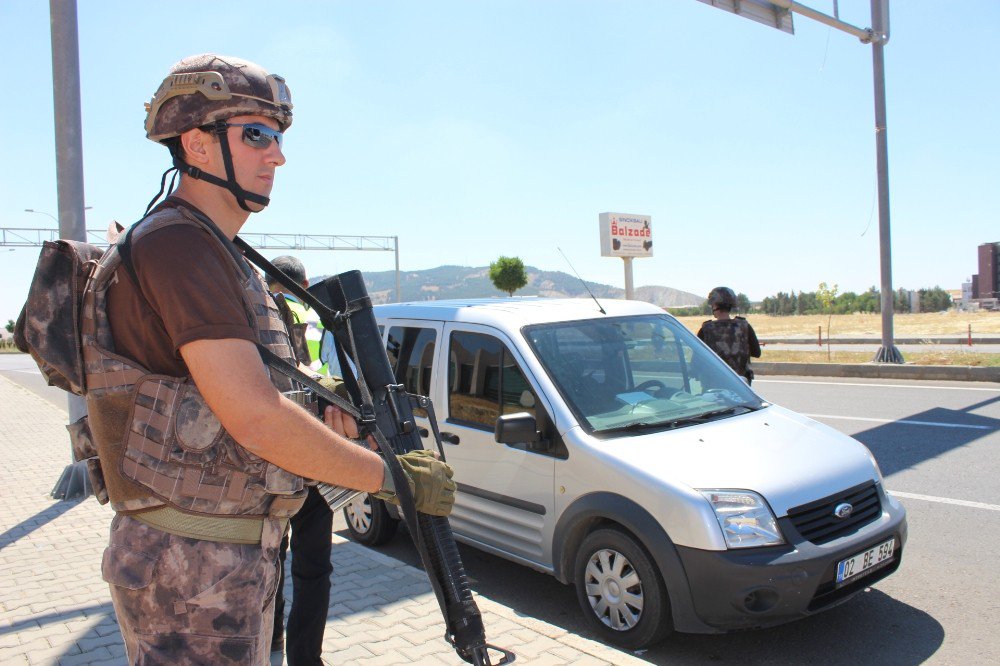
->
[25,207,91,226]
[869,1,903,363]
[48,0,92,500]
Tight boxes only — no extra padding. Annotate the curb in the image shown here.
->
[761,336,1000,345]
[755,361,1000,383]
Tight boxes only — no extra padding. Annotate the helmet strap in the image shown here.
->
[143,166,180,216]
[170,120,271,212]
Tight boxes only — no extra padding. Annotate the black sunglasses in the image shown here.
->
[225,122,283,150]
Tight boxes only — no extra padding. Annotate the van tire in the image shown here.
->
[574,528,672,649]
[343,493,399,546]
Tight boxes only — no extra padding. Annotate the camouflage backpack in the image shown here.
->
[14,238,111,395]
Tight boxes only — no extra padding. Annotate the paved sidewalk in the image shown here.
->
[0,376,644,665]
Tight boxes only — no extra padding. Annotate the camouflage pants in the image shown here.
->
[102,513,283,665]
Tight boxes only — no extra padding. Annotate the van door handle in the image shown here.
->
[418,427,429,438]
[440,432,460,445]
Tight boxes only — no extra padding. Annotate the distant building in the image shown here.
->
[973,242,1000,299]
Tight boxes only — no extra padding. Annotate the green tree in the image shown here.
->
[4,319,13,334]
[817,282,839,361]
[489,256,528,297]
[894,287,911,313]
[736,292,752,313]
[918,286,952,312]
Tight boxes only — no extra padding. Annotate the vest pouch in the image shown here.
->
[67,416,110,505]
[173,378,226,456]
[264,462,306,495]
[87,391,165,512]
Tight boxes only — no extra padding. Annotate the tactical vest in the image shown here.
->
[699,317,752,379]
[283,297,327,374]
[81,205,306,518]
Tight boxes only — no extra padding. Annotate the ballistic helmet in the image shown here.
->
[142,54,292,214]
[144,54,292,142]
[708,287,738,311]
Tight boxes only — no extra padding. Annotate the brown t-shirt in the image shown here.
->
[106,204,258,377]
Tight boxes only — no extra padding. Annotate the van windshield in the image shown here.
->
[524,314,764,434]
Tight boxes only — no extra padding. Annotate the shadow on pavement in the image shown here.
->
[0,498,81,551]
[0,603,115,637]
[853,395,1000,477]
[341,527,943,666]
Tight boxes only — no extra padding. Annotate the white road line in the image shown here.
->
[757,379,1000,392]
[802,413,994,430]
[888,490,1000,512]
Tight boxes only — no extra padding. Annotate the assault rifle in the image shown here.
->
[236,240,514,666]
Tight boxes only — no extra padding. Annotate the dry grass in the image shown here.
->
[673,311,1000,366]
[674,311,1000,338]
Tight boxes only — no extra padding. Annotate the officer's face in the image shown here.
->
[223,114,286,208]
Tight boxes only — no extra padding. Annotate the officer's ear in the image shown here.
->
[179,127,213,166]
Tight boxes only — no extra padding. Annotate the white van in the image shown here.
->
[342,298,907,649]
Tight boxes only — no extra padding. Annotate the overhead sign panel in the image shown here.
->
[599,213,653,258]
[695,0,795,35]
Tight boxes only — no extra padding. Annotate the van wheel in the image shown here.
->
[574,528,672,649]
[343,493,399,546]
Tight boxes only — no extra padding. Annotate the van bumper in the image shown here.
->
[671,491,907,633]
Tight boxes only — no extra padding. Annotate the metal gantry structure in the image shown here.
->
[1,228,403,303]
[699,0,902,363]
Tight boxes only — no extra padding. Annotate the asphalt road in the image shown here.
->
[5,353,997,664]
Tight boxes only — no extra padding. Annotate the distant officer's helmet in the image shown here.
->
[708,287,738,310]
[144,53,292,143]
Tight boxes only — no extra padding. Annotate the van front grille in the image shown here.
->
[787,481,881,545]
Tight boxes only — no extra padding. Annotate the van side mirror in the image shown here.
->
[495,412,540,445]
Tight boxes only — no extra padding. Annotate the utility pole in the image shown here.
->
[867,1,903,363]
[49,0,93,499]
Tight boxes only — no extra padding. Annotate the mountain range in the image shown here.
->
[325,265,703,307]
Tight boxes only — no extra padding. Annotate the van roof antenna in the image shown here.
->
[557,247,606,315]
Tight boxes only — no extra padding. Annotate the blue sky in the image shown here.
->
[2,1,998,322]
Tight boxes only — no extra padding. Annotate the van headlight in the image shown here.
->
[699,490,785,548]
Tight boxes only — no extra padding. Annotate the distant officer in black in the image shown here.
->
[697,287,761,384]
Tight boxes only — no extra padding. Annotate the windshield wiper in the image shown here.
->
[668,406,740,425]
[602,405,757,434]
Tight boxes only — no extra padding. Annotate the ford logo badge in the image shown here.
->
[834,503,854,519]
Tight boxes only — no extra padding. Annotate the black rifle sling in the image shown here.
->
[234,239,513,665]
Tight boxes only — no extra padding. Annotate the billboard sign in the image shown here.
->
[599,212,653,258]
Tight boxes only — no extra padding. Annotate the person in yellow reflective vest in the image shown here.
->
[265,254,334,664]
[267,255,328,377]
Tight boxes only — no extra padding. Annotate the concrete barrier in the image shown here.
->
[755,362,1000,383]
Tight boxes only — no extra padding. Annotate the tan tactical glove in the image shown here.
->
[373,449,456,517]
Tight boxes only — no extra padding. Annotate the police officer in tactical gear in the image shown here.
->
[93,54,455,665]
[697,287,762,384]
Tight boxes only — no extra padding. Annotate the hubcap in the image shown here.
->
[345,495,373,533]
[583,547,644,631]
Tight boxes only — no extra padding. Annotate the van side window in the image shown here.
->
[449,331,538,430]
[386,326,437,417]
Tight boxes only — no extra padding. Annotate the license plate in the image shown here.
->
[836,538,895,584]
